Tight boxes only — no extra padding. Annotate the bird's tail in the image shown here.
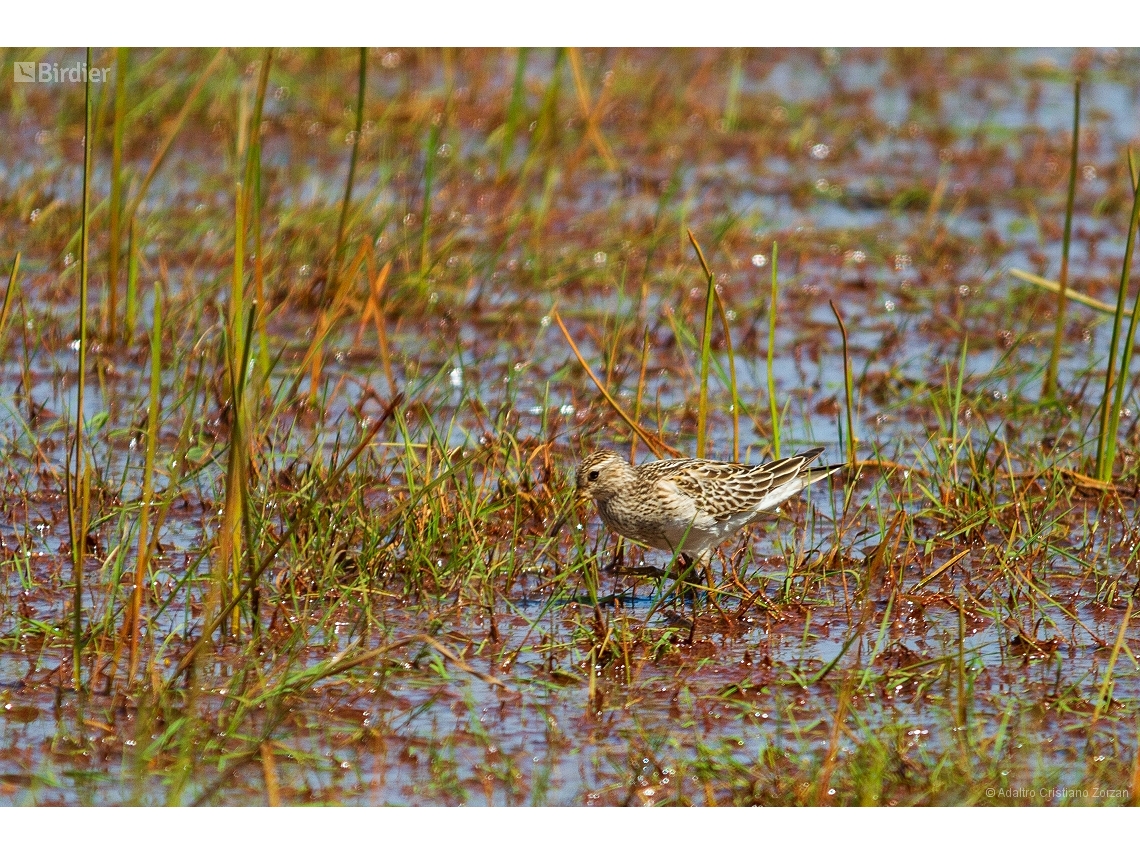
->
[803,462,844,487]
[790,447,842,487]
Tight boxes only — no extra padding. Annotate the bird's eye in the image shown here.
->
[588,470,599,482]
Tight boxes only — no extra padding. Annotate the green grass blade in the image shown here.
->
[68,46,95,691]
[420,118,441,277]
[688,229,716,458]
[830,300,857,468]
[1096,151,1140,481]
[107,47,128,345]
[128,280,162,684]
[0,252,19,347]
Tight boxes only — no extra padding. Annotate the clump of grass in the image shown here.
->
[1094,150,1140,481]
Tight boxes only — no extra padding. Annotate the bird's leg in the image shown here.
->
[643,557,696,624]
[670,555,703,636]
[725,547,751,595]
[601,541,663,577]
[625,563,664,574]
[598,540,626,575]
[726,564,752,597]
[702,552,715,593]
[675,552,693,580]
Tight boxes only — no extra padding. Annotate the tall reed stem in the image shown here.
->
[0,252,19,346]
[124,216,139,336]
[767,242,781,458]
[218,181,250,636]
[107,48,128,345]
[1043,78,1080,399]
[420,118,441,276]
[67,47,95,691]
[123,49,226,230]
[128,281,162,684]
[689,229,716,458]
[245,48,273,383]
[714,291,740,463]
[830,300,857,468]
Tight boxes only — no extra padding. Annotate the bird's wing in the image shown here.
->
[643,448,827,519]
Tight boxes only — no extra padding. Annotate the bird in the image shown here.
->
[575,447,841,574]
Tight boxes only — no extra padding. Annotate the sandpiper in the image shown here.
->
[575,447,841,571]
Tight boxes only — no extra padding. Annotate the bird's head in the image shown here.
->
[575,450,632,503]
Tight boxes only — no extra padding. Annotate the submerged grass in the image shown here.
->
[0,47,1138,806]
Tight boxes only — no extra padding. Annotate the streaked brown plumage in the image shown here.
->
[575,447,840,567]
